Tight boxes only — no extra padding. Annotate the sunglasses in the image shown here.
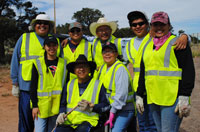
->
[131,22,145,27]
[36,21,49,25]
[70,28,81,33]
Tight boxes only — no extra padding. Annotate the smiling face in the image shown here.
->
[102,48,118,67]
[151,22,170,38]
[69,27,83,43]
[44,43,58,59]
[35,20,50,37]
[130,18,149,38]
[96,25,112,42]
[74,64,90,81]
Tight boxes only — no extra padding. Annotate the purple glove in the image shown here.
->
[104,112,115,128]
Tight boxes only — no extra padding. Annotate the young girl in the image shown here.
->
[30,35,67,132]
[136,11,195,132]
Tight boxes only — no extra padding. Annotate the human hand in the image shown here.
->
[32,108,40,120]
[78,100,94,112]
[12,85,19,97]
[136,95,144,115]
[173,34,188,50]
[56,112,67,125]
[175,96,191,118]
[61,39,68,48]
[104,112,115,128]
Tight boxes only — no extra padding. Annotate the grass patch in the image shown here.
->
[191,44,200,57]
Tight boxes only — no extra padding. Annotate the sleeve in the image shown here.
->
[110,66,129,113]
[10,35,23,84]
[136,57,146,97]
[30,64,39,108]
[175,44,195,96]
[93,84,110,114]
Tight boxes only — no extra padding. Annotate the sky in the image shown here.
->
[31,0,200,36]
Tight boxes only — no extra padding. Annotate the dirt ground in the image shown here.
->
[0,57,200,132]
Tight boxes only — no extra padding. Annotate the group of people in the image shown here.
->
[10,10,195,132]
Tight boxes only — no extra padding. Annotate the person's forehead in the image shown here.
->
[132,18,144,23]
[97,25,111,30]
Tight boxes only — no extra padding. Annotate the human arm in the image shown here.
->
[61,38,69,48]
[174,44,195,117]
[30,64,39,108]
[10,35,23,86]
[110,66,129,113]
[173,34,191,50]
[92,84,110,114]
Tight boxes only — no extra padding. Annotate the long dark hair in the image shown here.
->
[44,51,49,73]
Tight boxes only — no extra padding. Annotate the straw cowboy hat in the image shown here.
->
[67,55,97,74]
[89,17,118,36]
[30,14,54,30]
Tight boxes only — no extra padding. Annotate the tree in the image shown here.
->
[0,0,42,64]
[72,8,104,35]
[114,27,135,38]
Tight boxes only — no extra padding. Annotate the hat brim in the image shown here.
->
[89,22,117,36]
[30,19,55,29]
[67,61,97,74]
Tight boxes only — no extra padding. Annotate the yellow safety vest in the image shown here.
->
[64,78,102,127]
[63,38,92,80]
[92,35,122,68]
[97,60,134,104]
[34,57,67,118]
[20,32,60,81]
[143,35,182,106]
[126,34,152,92]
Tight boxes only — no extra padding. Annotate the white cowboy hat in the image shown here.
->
[30,14,54,30]
[89,17,118,36]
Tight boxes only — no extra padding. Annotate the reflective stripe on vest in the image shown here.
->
[84,40,89,58]
[146,70,182,77]
[128,40,135,64]
[67,79,100,104]
[92,39,99,60]
[20,33,40,61]
[38,90,62,97]
[67,108,96,116]
[36,59,67,91]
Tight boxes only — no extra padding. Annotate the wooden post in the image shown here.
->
[54,0,56,34]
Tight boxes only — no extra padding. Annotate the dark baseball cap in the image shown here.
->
[44,35,58,46]
[102,42,118,52]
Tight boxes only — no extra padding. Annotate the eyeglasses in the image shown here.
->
[70,28,81,33]
[36,21,49,25]
[131,22,145,27]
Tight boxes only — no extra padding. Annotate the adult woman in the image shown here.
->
[136,11,195,132]
[30,35,67,132]
[55,55,109,132]
[97,43,135,132]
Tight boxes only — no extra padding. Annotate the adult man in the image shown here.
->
[62,22,92,79]
[10,14,60,132]
[89,18,123,68]
[126,11,190,132]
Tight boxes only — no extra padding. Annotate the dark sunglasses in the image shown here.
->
[70,28,81,33]
[131,22,145,27]
[36,20,49,25]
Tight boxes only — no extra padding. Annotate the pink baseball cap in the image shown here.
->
[151,11,169,24]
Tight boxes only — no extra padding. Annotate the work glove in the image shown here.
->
[104,112,115,128]
[12,85,19,97]
[56,112,67,125]
[78,100,94,112]
[175,96,191,118]
[136,95,144,115]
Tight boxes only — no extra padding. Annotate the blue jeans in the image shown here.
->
[149,99,182,132]
[19,91,34,132]
[35,115,57,132]
[137,96,157,132]
[112,110,135,132]
[55,121,92,132]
